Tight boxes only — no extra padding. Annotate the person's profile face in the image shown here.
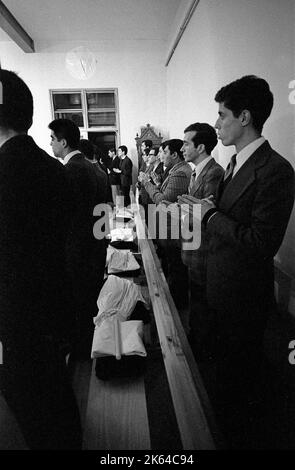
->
[215,102,243,147]
[181,131,200,164]
[50,131,64,159]
[158,146,165,163]
[163,145,173,167]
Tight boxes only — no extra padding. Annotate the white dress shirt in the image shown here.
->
[233,136,265,177]
[192,155,213,180]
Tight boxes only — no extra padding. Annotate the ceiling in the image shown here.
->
[0,0,181,44]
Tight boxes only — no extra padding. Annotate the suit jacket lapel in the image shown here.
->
[190,158,215,196]
[218,141,271,211]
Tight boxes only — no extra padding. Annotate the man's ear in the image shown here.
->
[196,143,205,154]
[240,109,251,127]
[61,138,68,148]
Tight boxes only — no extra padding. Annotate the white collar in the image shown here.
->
[63,150,81,165]
[192,155,213,179]
[234,136,265,176]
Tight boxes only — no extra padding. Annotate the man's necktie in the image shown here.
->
[219,154,237,195]
[188,170,196,193]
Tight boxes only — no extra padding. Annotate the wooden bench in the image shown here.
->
[76,201,221,450]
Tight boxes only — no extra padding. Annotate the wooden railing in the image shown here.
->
[133,202,221,449]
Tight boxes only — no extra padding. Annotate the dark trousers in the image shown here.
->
[0,338,82,449]
[187,272,216,361]
[121,185,131,207]
[159,239,188,311]
[67,241,107,357]
[196,305,268,449]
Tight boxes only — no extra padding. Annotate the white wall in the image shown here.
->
[166,0,295,279]
[0,38,167,175]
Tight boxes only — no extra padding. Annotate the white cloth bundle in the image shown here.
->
[110,227,134,242]
[107,248,140,274]
[115,207,134,220]
[93,275,149,327]
[91,318,147,359]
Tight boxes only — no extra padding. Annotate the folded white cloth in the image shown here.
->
[110,227,134,242]
[108,249,140,273]
[94,275,149,327]
[115,207,134,219]
[91,319,147,358]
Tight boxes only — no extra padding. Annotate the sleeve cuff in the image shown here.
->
[202,208,218,228]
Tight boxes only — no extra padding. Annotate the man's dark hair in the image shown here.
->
[215,75,274,133]
[109,147,116,154]
[165,139,184,160]
[142,139,152,149]
[119,145,128,155]
[160,141,167,150]
[79,139,95,159]
[184,122,217,154]
[151,147,159,156]
[48,118,80,149]
[0,69,33,132]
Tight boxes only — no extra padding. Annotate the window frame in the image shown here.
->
[49,88,120,144]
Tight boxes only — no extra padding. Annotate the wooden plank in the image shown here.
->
[83,360,150,450]
[71,359,93,431]
[133,206,219,449]
[0,1,34,52]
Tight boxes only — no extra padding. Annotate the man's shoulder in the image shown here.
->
[0,135,64,174]
[171,161,191,175]
[205,159,224,176]
[125,156,133,165]
[258,142,294,177]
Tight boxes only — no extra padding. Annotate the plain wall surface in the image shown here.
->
[166,0,295,279]
[0,38,168,175]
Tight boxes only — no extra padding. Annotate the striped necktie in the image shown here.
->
[189,170,196,193]
[224,154,237,181]
[219,154,237,196]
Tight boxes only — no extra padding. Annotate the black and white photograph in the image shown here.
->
[0,0,295,455]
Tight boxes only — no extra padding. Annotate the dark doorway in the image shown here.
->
[88,132,117,161]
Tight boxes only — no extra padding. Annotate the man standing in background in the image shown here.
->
[108,147,121,205]
[117,145,133,207]
[49,119,105,358]
[178,122,224,344]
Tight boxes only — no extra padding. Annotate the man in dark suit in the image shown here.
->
[140,139,192,204]
[108,147,121,205]
[178,122,224,346]
[185,76,295,447]
[140,140,192,311]
[117,145,133,207]
[49,119,105,357]
[79,139,108,297]
[0,70,82,449]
